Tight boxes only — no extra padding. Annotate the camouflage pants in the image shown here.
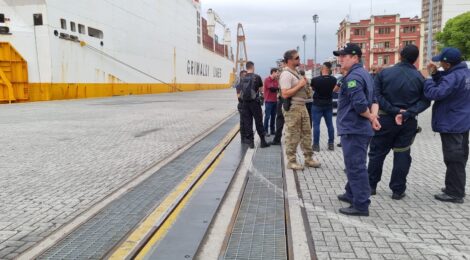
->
[283,104,313,163]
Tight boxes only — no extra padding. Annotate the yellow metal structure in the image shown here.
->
[0,42,29,103]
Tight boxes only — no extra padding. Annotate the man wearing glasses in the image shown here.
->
[280,49,321,170]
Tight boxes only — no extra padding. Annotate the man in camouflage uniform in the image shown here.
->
[280,49,321,170]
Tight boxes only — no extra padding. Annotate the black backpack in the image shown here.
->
[239,74,258,101]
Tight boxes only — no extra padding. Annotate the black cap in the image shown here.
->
[333,43,362,57]
[400,44,419,64]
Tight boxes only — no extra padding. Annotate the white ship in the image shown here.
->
[0,0,235,102]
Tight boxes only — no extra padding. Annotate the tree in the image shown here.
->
[436,11,470,60]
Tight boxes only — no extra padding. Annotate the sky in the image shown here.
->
[201,0,422,78]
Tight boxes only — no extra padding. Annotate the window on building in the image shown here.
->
[88,27,103,39]
[383,55,390,65]
[0,14,5,23]
[60,18,67,30]
[403,40,416,46]
[33,14,43,26]
[378,27,391,34]
[375,42,390,48]
[353,42,366,49]
[403,26,416,33]
[78,24,86,34]
[70,22,76,32]
[378,56,383,65]
[354,28,366,36]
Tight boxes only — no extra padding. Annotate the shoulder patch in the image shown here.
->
[347,80,357,88]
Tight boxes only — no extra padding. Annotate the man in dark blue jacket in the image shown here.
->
[368,45,431,200]
[425,47,470,204]
[333,43,381,216]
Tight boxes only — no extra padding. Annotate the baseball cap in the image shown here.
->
[432,47,462,64]
[400,44,419,63]
[333,43,362,57]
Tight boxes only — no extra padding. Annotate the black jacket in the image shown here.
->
[375,62,430,119]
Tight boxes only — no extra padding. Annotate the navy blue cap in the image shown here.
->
[333,43,362,57]
[432,47,462,64]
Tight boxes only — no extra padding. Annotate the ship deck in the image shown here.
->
[0,89,469,260]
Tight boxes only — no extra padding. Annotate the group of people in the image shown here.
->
[236,43,470,216]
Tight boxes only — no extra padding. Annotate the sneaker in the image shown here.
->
[339,206,369,216]
[337,194,352,204]
[435,193,464,204]
[312,144,320,152]
[287,162,304,170]
[328,143,334,151]
[392,192,406,200]
[305,158,321,168]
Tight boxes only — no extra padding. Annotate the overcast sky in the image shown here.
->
[202,0,422,78]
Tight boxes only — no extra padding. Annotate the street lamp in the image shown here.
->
[302,34,307,70]
[312,14,319,76]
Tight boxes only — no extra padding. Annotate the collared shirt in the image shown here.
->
[263,76,279,103]
[337,63,375,136]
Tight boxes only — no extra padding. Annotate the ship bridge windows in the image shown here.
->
[88,27,103,39]
[33,14,43,26]
[70,22,76,32]
[60,18,67,30]
[78,24,86,34]
[0,14,5,23]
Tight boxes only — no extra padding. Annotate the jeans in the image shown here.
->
[440,132,469,198]
[311,105,334,145]
[264,101,277,134]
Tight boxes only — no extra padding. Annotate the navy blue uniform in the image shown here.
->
[368,62,430,194]
[337,63,375,212]
[424,62,470,198]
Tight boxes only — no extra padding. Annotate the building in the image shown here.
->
[422,0,470,59]
[337,14,424,70]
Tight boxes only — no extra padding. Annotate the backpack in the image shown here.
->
[239,74,258,101]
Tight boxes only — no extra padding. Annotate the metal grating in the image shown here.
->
[223,143,287,260]
[37,115,238,260]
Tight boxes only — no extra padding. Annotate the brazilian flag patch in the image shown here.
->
[347,80,357,89]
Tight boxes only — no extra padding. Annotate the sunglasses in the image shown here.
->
[294,56,300,60]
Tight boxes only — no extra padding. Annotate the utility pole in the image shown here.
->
[312,14,319,76]
[427,0,433,62]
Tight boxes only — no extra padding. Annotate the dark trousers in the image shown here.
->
[238,102,245,141]
[264,101,277,134]
[441,131,469,198]
[341,134,371,211]
[273,98,284,142]
[305,102,313,127]
[368,116,417,194]
[241,101,265,141]
[311,104,335,145]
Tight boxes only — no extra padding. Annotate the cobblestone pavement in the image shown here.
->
[0,90,237,259]
[297,110,470,260]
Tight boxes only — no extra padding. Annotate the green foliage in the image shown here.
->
[436,11,470,60]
